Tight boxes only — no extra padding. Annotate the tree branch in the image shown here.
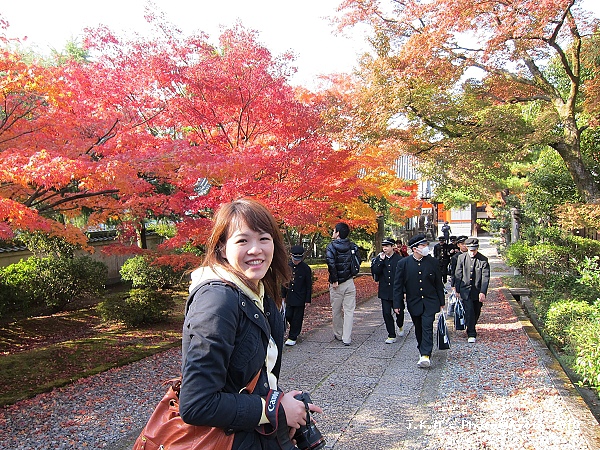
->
[36,189,120,213]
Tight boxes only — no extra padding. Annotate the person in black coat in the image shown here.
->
[433,236,451,284]
[325,222,361,345]
[447,235,460,260]
[371,237,404,344]
[454,237,490,343]
[393,234,445,368]
[448,235,468,315]
[449,235,468,293]
[181,199,322,449]
[282,245,313,346]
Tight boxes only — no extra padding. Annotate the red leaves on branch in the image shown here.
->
[1,9,418,250]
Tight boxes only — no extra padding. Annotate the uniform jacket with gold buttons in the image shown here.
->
[392,254,445,316]
[371,252,403,301]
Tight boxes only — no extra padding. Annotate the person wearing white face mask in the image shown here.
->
[454,237,490,344]
[393,234,445,368]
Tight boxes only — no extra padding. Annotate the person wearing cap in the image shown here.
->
[454,237,490,343]
[393,234,445,368]
[282,245,313,346]
[441,221,452,241]
[371,237,405,344]
[433,235,451,284]
[326,222,361,346]
[448,236,459,258]
[448,235,468,315]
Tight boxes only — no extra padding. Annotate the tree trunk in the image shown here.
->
[137,222,147,249]
[375,215,385,258]
[552,105,600,204]
[554,140,600,203]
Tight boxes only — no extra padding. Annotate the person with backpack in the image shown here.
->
[371,237,405,344]
[326,222,361,346]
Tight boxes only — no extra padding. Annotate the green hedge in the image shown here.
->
[120,255,182,289]
[0,256,107,314]
[570,317,600,396]
[506,241,570,277]
[544,300,596,348]
[506,234,600,394]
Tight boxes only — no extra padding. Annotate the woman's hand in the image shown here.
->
[281,390,323,430]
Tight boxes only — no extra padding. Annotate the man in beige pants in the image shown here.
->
[325,222,361,346]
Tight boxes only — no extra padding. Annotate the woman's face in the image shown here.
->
[222,220,274,287]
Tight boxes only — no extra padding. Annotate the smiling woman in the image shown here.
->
[178,198,324,449]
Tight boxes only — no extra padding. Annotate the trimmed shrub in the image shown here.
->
[569,317,600,395]
[526,243,570,276]
[120,255,181,289]
[0,256,107,313]
[564,235,600,262]
[506,241,530,275]
[506,241,570,277]
[545,300,596,348]
[97,288,174,327]
[1,259,39,312]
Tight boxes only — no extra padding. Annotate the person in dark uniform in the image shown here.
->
[371,237,405,344]
[454,237,490,343]
[282,245,313,346]
[449,235,468,294]
[393,234,445,368]
[433,236,451,284]
[447,236,460,260]
[441,221,452,241]
[448,235,468,315]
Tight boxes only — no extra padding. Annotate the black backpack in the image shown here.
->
[350,246,361,277]
[370,257,380,282]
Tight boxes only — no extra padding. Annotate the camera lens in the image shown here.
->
[292,392,326,450]
[294,423,326,450]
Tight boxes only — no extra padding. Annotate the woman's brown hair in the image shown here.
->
[203,198,291,307]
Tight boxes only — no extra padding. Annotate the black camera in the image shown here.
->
[293,392,326,450]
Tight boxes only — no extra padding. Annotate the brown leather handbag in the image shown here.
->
[133,372,261,450]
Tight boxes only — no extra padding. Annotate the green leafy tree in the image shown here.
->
[338,0,600,203]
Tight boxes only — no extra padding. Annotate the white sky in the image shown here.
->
[1,0,599,89]
[0,0,370,89]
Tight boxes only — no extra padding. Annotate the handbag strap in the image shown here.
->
[169,369,261,397]
[242,369,263,394]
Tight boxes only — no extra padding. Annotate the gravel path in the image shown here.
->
[1,238,598,449]
[418,278,595,449]
[0,349,182,449]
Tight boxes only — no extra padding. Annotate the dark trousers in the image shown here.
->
[410,311,436,357]
[439,260,450,284]
[381,298,404,338]
[285,304,305,340]
[464,294,483,338]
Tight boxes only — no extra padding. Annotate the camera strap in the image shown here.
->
[256,390,297,449]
